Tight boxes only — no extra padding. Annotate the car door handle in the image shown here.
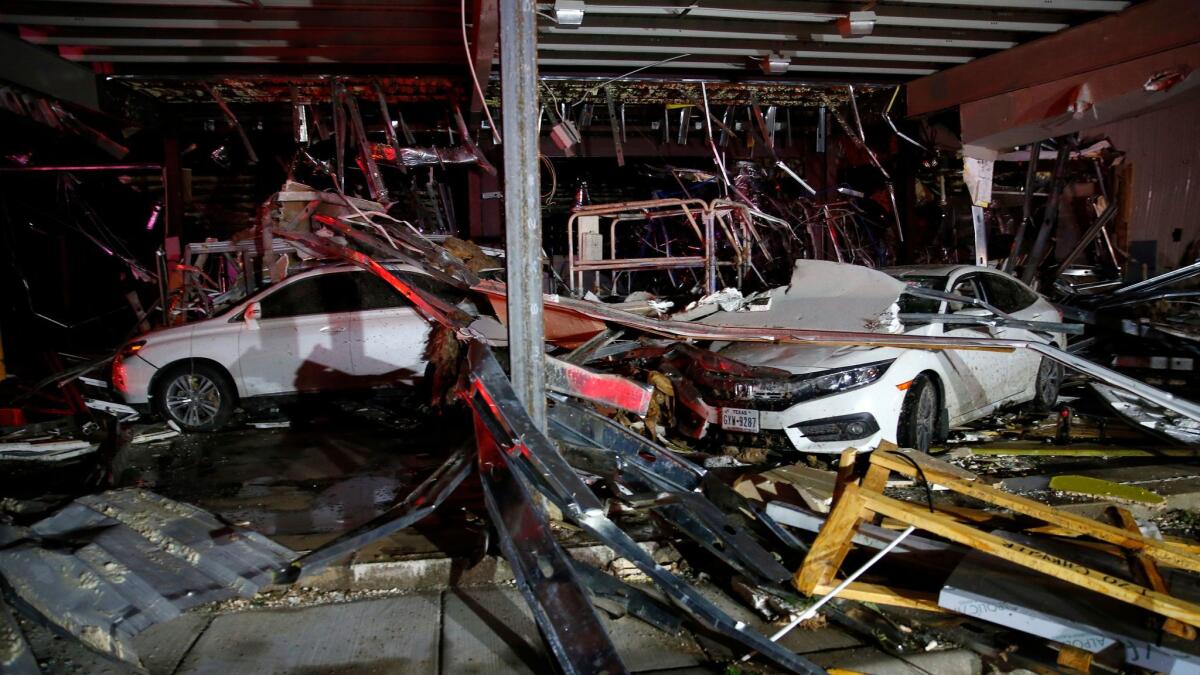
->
[319,326,347,333]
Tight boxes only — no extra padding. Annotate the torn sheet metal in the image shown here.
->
[0,439,98,462]
[649,489,792,585]
[1092,383,1200,446]
[547,398,704,491]
[341,90,388,203]
[940,533,1200,674]
[473,280,1200,424]
[0,599,37,675]
[570,560,683,635]
[291,85,309,144]
[0,489,294,668]
[372,80,403,172]
[544,356,652,416]
[693,260,906,334]
[203,83,258,165]
[1110,259,1200,299]
[896,313,1084,335]
[463,343,824,674]
[825,87,903,242]
[477,423,629,675]
[451,106,498,176]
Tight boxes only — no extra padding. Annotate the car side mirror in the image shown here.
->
[243,301,262,326]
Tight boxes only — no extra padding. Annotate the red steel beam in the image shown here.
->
[960,41,1200,150]
[906,0,1200,116]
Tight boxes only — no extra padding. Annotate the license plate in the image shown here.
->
[721,407,760,433]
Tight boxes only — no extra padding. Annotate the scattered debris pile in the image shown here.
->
[4,211,1200,675]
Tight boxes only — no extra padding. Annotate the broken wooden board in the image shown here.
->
[871,451,1200,573]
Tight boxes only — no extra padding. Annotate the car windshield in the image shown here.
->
[887,274,946,317]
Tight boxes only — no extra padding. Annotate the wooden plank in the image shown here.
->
[831,448,857,507]
[794,483,866,594]
[1111,506,1197,640]
[871,451,1200,574]
[874,449,978,482]
[819,462,895,589]
[861,492,1200,629]
[906,0,1200,116]
[812,582,947,614]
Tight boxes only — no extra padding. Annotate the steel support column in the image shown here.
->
[162,125,185,291]
[500,0,545,431]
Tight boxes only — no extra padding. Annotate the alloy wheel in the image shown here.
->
[164,373,222,428]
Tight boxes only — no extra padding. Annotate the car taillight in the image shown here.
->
[112,353,128,393]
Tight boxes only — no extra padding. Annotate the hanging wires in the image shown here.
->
[569,54,692,107]
[461,0,502,145]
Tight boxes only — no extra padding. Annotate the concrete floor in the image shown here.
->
[10,392,1191,675]
[22,584,982,675]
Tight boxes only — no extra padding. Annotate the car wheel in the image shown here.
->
[897,374,939,453]
[1028,357,1063,411]
[155,363,235,432]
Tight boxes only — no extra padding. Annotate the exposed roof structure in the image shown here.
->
[2,0,1130,84]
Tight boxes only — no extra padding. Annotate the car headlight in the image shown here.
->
[699,360,893,410]
[805,361,892,397]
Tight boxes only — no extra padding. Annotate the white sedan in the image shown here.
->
[112,264,442,431]
[689,262,1066,453]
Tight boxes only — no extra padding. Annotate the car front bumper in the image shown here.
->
[713,380,908,454]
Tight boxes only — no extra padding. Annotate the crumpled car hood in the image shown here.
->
[693,259,907,334]
[716,342,905,375]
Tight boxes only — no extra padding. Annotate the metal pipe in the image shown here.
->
[500,0,546,432]
[1002,141,1040,273]
[1021,141,1070,286]
[1054,204,1117,276]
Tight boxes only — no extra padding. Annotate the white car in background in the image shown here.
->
[688,262,1066,453]
[113,264,444,431]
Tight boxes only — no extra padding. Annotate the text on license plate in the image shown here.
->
[721,407,760,433]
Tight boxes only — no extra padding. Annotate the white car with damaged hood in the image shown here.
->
[684,260,1066,453]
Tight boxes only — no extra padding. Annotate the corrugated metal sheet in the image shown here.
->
[1085,95,1200,272]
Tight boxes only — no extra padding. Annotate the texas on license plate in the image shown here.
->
[721,407,760,433]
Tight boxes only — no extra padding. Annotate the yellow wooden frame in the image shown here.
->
[794,448,1200,629]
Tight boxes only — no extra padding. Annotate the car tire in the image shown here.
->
[1027,357,1063,411]
[154,362,236,432]
[897,373,939,453]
